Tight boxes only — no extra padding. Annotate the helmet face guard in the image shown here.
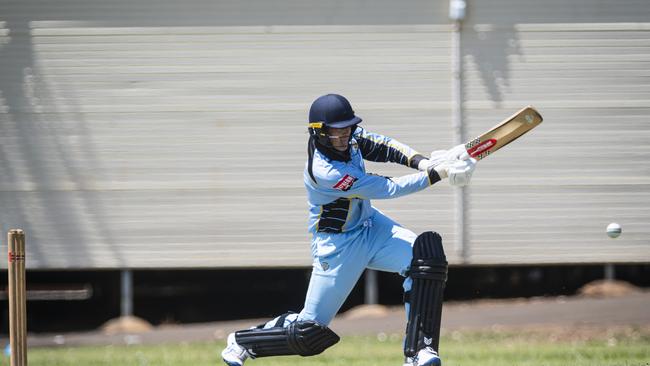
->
[308,122,357,151]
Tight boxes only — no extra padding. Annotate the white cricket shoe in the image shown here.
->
[413,347,441,366]
[221,333,250,366]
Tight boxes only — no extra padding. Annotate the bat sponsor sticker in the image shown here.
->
[467,138,497,158]
[333,174,357,191]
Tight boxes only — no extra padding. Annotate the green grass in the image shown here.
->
[6,330,650,366]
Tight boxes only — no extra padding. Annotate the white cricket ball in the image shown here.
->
[606,223,622,238]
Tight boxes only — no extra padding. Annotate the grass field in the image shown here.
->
[5,330,649,366]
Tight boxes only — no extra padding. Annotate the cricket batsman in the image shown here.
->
[221,94,476,366]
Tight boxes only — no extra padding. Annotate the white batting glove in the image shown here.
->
[417,150,447,171]
[418,145,470,171]
[446,144,470,161]
[447,158,477,187]
[431,157,476,185]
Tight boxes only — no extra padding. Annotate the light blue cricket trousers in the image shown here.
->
[297,208,415,326]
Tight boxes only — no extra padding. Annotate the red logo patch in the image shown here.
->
[333,174,357,191]
[467,138,497,158]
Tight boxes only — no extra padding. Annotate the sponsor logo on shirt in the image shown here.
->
[333,174,357,191]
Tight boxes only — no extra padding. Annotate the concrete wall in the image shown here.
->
[1,0,648,268]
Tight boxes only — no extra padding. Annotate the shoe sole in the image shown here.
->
[419,359,441,366]
[222,359,242,366]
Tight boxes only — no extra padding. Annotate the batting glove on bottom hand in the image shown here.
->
[433,157,477,187]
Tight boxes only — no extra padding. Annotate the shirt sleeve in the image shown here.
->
[315,167,441,200]
[354,127,426,169]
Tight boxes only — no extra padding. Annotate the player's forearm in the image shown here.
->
[355,128,424,169]
[363,142,425,169]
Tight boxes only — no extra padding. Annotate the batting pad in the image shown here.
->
[404,231,448,357]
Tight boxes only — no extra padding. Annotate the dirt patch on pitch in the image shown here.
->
[577,280,642,297]
[100,316,153,334]
[339,304,393,319]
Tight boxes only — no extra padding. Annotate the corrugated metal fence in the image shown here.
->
[1,0,649,268]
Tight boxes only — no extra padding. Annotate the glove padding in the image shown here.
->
[446,144,470,161]
[418,144,469,171]
[447,158,477,187]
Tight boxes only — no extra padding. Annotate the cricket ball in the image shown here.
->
[606,223,622,239]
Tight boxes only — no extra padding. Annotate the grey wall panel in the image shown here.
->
[0,9,452,269]
[1,0,448,26]
[465,0,650,23]
[462,13,650,263]
[2,0,649,269]
[0,190,312,268]
[468,185,650,264]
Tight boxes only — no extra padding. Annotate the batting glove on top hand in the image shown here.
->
[417,144,470,171]
[445,144,470,161]
[417,150,446,171]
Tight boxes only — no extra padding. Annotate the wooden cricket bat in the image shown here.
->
[465,106,543,161]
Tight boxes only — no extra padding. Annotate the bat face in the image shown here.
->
[465,106,543,161]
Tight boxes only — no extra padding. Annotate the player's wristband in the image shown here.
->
[417,159,431,172]
[433,165,448,179]
[410,154,427,170]
[426,166,443,185]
